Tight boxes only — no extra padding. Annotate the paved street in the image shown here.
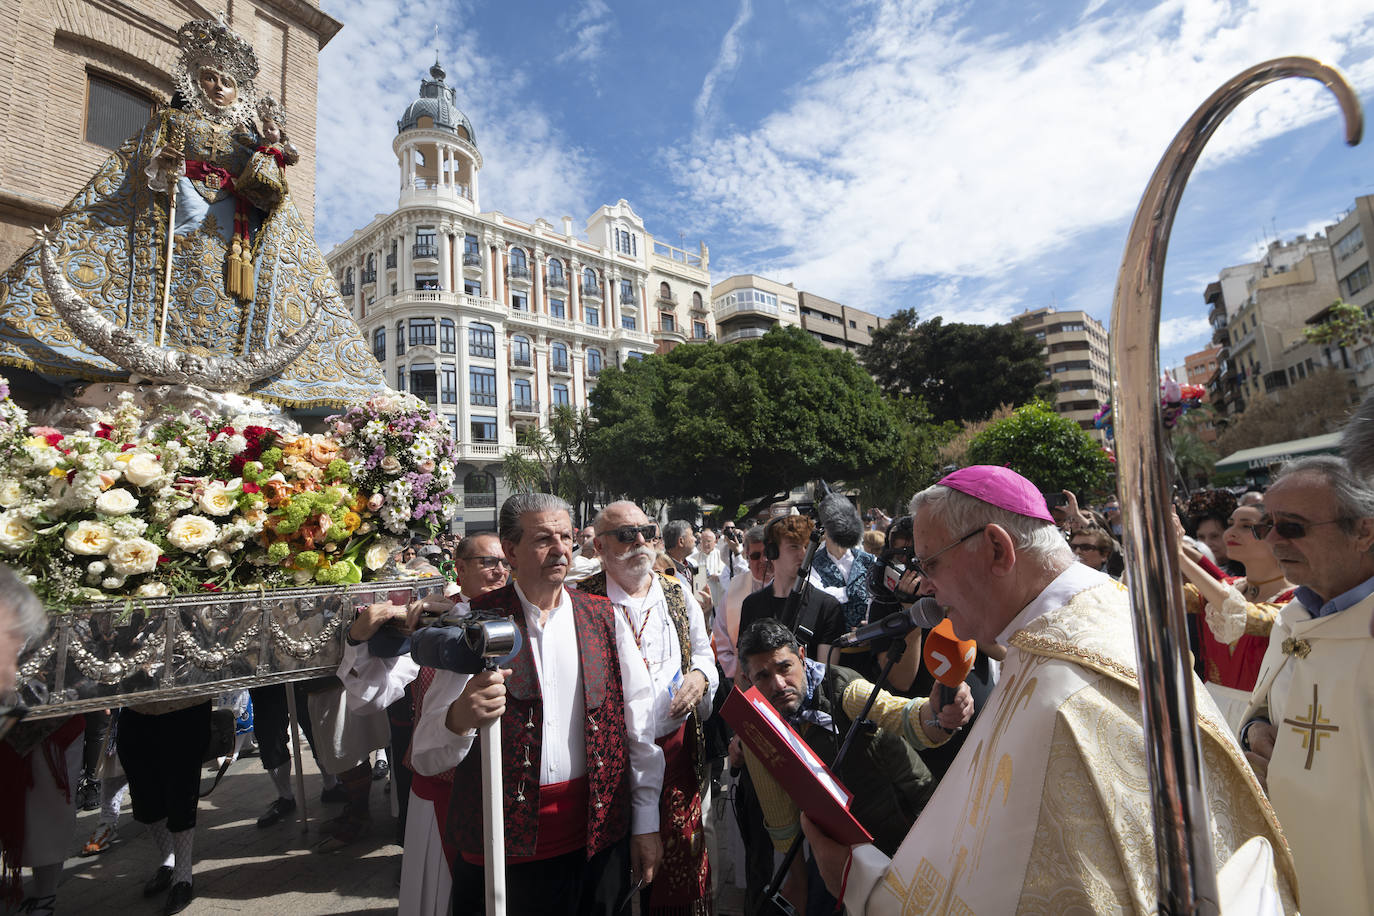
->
[46,750,747,915]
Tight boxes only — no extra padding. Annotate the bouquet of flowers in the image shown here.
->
[0,378,457,608]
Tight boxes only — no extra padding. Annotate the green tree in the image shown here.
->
[859,310,1054,424]
[501,406,600,525]
[966,401,1114,496]
[1303,299,1373,349]
[587,326,902,520]
[853,395,956,514]
[1214,368,1357,456]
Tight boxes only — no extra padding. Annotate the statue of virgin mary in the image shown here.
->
[0,17,389,409]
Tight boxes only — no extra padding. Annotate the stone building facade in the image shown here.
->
[0,0,339,271]
[325,63,712,533]
[1014,306,1111,441]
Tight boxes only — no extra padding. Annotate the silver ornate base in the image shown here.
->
[18,576,446,719]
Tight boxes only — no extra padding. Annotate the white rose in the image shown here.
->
[0,478,23,508]
[65,520,115,556]
[363,543,390,571]
[108,537,160,575]
[291,568,314,585]
[135,582,168,598]
[166,515,218,552]
[123,453,164,487]
[95,488,139,516]
[198,482,240,517]
[380,455,402,474]
[0,511,35,553]
[205,548,232,571]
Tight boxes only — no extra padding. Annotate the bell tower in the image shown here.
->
[393,60,481,213]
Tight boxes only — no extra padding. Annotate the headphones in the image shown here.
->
[763,515,786,560]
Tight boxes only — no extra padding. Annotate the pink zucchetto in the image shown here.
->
[937,466,1055,522]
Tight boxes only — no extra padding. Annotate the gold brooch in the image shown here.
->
[204,173,222,190]
[1281,637,1312,659]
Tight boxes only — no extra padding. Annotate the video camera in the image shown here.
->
[868,547,919,605]
[409,608,523,675]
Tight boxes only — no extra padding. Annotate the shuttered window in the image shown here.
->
[86,75,154,149]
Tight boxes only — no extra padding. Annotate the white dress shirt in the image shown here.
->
[410,582,664,834]
[713,572,766,680]
[605,575,718,738]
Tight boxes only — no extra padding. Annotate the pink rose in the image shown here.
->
[367,493,384,511]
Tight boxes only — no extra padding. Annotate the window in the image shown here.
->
[470,367,497,406]
[464,469,496,508]
[659,281,672,302]
[585,305,600,327]
[552,383,570,407]
[440,318,456,354]
[692,291,703,310]
[549,298,566,319]
[587,348,603,375]
[441,365,457,404]
[469,417,497,445]
[395,320,405,356]
[621,313,637,331]
[551,342,569,372]
[1335,227,1364,261]
[396,366,406,391]
[464,280,482,297]
[511,335,532,367]
[448,416,459,442]
[372,327,386,361]
[1343,263,1372,299]
[619,279,635,304]
[849,319,857,328]
[693,320,708,340]
[415,272,439,290]
[414,229,437,259]
[85,75,155,149]
[508,247,529,279]
[547,258,566,287]
[614,229,638,256]
[582,267,600,295]
[625,351,645,362]
[409,317,436,347]
[464,234,481,256]
[513,379,533,409]
[469,322,495,358]
[410,362,437,403]
[512,292,529,311]
[660,313,675,332]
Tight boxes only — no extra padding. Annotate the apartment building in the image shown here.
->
[710,276,884,352]
[1014,306,1111,440]
[325,63,711,532]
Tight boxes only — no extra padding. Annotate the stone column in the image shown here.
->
[439,224,452,292]
[532,247,544,315]
[569,258,581,323]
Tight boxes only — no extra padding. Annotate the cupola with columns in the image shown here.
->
[394,60,481,213]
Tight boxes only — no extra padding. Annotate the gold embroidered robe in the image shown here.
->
[841,578,1298,915]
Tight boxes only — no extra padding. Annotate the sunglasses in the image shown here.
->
[603,524,660,544]
[747,550,766,561]
[466,555,511,570]
[1252,517,1345,540]
[1070,542,1104,553]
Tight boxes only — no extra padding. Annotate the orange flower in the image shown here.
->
[342,511,361,534]
[306,441,339,468]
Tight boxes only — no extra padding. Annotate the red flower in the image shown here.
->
[95,423,114,440]
[44,432,63,446]
[201,582,221,591]
[242,481,261,494]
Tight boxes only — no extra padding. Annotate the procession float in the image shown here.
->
[1,17,451,718]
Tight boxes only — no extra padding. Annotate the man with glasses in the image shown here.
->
[800,466,1296,914]
[1238,455,1374,916]
[576,502,717,916]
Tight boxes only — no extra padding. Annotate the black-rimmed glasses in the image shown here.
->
[911,527,984,577]
[466,555,511,570]
[1252,517,1345,540]
[604,525,660,544]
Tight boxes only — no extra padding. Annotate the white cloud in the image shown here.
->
[314,1,597,249]
[693,0,755,141]
[556,0,614,66]
[1159,314,1213,348]
[669,0,1374,318]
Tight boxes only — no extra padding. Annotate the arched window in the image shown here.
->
[508,247,528,280]
[440,318,456,354]
[552,383,570,407]
[582,267,599,295]
[469,322,495,359]
[551,342,569,372]
[586,348,603,375]
[547,257,566,288]
[659,281,672,302]
[692,291,703,309]
[511,335,532,367]
[372,326,386,362]
[395,320,405,356]
[464,471,496,507]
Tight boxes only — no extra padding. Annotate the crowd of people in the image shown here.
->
[3,451,1373,916]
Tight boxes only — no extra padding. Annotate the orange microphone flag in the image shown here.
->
[922,617,976,688]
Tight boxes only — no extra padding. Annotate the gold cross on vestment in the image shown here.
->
[1282,683,1339,770]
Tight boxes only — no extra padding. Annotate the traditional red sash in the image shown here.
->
[185,159,235,193]
[459,776,590,865]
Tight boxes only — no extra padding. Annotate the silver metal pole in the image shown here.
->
[480,716,506,916]
[1110,57,1361,915]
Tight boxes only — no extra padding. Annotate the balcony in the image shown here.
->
[465,489,497,508]
[550,360,572,376]
[386,253,397,269]
[463,252,482,267]
[689,297,707,313]
[507,265,531,281]
[339,282,354,297]
[720,326,769,344]
[509,399,540,416]
[413,243,438,259]
[586,365,601,377]
[582,283,602,300]
[656,290,677,305]
[715,301,778,320]
[510,353,532,369]
[619,292,637,305]
[546,273,568,290]
[361,268,377,285]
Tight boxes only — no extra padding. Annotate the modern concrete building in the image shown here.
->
[1014,306,1111,440]
[0,0,340,271]
[325,63,711,533]
[710,275,884,352]
[1182,344,1222,443]
[797,291,885,353]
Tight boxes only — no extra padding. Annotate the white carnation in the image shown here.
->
[107,537,160,575]
[101,575,126,590]
[95,488,139,516]
[166,515,218,551]
[0,511,35,552]
[65,520,115,556]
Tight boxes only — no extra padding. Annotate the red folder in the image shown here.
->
[721,685,873,846]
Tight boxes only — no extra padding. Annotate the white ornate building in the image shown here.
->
[325,63,712,532]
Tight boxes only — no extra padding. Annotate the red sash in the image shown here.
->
[647,723,712,915]
[459,775,590,865]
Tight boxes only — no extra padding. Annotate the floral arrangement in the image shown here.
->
[0,380,457,608]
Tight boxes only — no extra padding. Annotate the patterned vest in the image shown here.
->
[448,584,631,860]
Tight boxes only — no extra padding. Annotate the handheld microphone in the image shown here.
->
[834,597,944,648]
[922,617,976,710]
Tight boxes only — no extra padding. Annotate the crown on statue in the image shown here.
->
[175,15,259,98]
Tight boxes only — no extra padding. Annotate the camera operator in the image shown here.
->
[860,516,925,690]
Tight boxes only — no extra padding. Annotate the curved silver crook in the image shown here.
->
[1111,57,1361,915]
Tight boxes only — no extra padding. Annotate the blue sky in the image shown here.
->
[313,0,1374,372]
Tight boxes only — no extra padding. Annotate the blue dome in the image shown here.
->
[397,62,476,144]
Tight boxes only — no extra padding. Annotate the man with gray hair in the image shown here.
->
[1238,454,1374,915]
[410,493,664,916]
[1,565,45,695]
[801,466,1296,914]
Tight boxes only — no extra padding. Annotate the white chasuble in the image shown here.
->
[1242,592,1374,916]
[843,580,1297,915]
